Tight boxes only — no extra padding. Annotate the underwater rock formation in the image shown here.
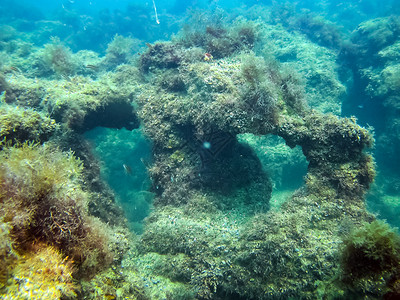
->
[1,7,399,299]
[2,72,140,132]
[0,102,57,145]
[126,26,380,298]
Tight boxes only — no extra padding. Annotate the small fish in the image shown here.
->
[123,164,132,175]
[9,66,21,73]
[60,74,71,81]
[104,294,116,300]
[85,64,98,71]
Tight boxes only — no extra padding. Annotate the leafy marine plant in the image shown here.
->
[41,37,77,77]
[341,220,400,278]
[104,34,140,68]
[0,141,112,287]
[339,220,400,297]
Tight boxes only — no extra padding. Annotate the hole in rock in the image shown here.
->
[84,126,153,234]
[238,134,308,209]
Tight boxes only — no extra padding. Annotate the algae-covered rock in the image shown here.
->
[129,22,377,298]
[4,73,140,132]
[3,244,77,299]
[0,143,112,280]
[339,16,400,229]
[0,102,57,144]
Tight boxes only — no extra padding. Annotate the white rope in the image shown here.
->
[152,0,160,24]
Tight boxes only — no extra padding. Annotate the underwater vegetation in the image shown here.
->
[340,220,400,296]
[103,34,141,69]
[0,2,399,299]
[0,101,57,145]
[0,142,110,297]
[270,3,343,50]
[41,37,78,77]
[0,142,148,299]
[3,243,76,299]
[0,143,112,273]
[3,70,140,132]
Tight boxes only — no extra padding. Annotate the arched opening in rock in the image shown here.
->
[238,134,308,209]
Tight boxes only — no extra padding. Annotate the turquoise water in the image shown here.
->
[84,127,152,233]
[1,0,400,299]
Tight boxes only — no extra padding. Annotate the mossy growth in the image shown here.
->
[178,17,261,59]
[81,240,149,300]
[0,222,17,292]
[341,220,400,279]
[278,113,374,166]
[270,3,343,49]
[104,34,140,68]
[3,72,140,132]
[352,16,400,57]
[139,18,261,73]
[0,102,57,145]
[339,220,400,297]
[138,42,202,73]
[296,14,342,49]
[0,142,112,282]
[41,37,78,77]
[138,205,245,299]
[339,16,400,74]
[132,252,195,300]
[259,21,345,115]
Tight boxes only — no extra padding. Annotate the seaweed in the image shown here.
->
[339,220,400,298]
[41,37,78,77]
[0,142,113,281]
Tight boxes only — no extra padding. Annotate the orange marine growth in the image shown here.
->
[204,53,213,61]
[4,243,77,299]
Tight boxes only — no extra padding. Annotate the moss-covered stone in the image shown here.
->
[127,25,378,298]
[0,102,57,144]
[3,73,140,132]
